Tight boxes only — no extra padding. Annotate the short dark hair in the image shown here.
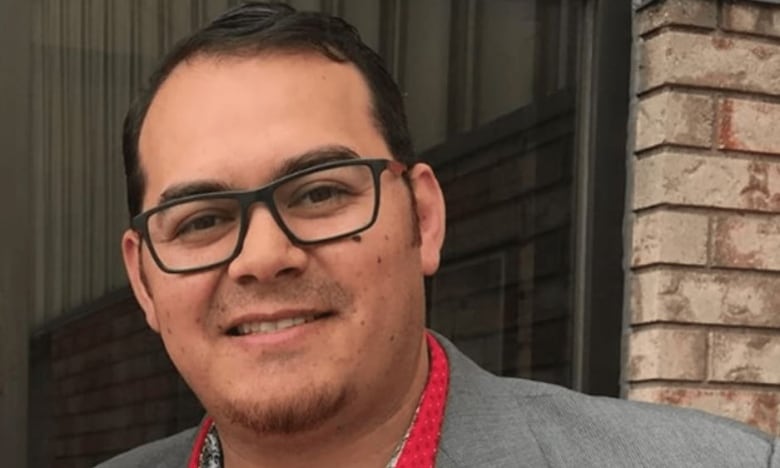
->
[122,1,414,218]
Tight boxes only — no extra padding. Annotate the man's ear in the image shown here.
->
[122,229,161,333]
[409,163,446,276]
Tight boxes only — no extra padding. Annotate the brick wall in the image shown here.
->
[29,291,203,467]
[628,0,780,435]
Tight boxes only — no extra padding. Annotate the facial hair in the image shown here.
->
[207,274,355,435]
[221,382,349,435]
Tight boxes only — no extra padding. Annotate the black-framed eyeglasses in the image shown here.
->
[131,158,407,274]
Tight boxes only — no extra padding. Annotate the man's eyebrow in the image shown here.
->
[158,181,231,205]
[274,145,361,178]
[156,145,361,205]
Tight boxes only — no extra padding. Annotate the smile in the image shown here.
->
[227,312,332,336]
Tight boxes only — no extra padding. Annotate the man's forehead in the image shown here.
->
[136,52,384,208]
[139,51,374,147]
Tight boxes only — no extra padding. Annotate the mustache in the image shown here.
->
[210,275,353,316]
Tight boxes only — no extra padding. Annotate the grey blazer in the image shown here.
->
[97,335,780,467]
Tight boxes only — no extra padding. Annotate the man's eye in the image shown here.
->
[184,216,218,231]
[303,186,342,203]
[176,214,232,236]
[293,185,351,206]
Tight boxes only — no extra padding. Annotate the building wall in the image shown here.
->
[428,91,576,386]
[627,0,780,435]
[29,294,201,468]
[0,1,33,466]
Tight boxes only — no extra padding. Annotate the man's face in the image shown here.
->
[121,53,445,436]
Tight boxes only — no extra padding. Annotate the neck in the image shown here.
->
[217,336,430,468]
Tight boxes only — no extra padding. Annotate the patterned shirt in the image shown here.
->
[188,332,450,468]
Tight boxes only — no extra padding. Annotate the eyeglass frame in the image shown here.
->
[130,158,408,274]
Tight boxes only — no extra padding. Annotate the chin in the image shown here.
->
[213,380,353,436]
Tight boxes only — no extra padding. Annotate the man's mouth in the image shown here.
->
[226,312,332,336]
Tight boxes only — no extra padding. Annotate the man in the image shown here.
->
[102,3,779,467]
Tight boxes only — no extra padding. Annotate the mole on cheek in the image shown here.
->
[351,235,362,242]
[377,256,382,264]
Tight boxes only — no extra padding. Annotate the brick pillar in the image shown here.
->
[628,0,780,436]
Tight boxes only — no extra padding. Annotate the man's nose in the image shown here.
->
[226,205,309,282]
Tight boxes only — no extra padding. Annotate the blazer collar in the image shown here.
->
[432,332,549,467]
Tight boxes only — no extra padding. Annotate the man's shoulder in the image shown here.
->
[500,375,778,465]
[436,334,779,467]
[94,426,198,468]
[495,373,769,441]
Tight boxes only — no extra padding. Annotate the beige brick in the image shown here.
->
[634,151,780,212]
[635,91,714,151]
[710,330,780,384]
[631,268,780,327]
[719,98,780,154]
[723,2,780,39]
[628,385,780,435]
[627,326,707,381]
[640,31,780,94]
[636,0,717,35]
[712,214,780,270]
[632,210,708,267]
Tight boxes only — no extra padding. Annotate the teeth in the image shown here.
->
[276,318,294,330]
[234,314,318,336]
